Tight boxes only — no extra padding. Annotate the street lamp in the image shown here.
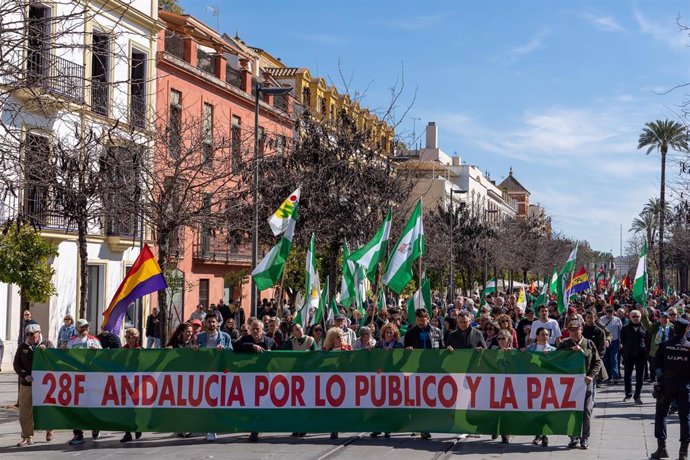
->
[483,208,499,292]
[448,189,467,303]
[252,83,292,318]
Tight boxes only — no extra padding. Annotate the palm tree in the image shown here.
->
[630,210,657,251]
[638,120,690,289]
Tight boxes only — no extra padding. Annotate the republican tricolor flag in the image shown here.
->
[101,244,167,334]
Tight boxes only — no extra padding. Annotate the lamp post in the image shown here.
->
[252,83,292,318]
[483,208,499,292]
[448,189,466,303]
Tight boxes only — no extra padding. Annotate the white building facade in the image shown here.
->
[0,0,160,370]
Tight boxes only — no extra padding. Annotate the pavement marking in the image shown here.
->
[313,432,365,460]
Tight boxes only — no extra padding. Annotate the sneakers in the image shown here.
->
[370,432,381,438]
[249,432,259,442]
[68,434,85,446]
[580,438,589,450]
[384,432,391,438]
[206,433,217,442]
[501,435,510,444]
[92,431,100,439]
[330,432,339,439]
[532,436,541,446]
[567,438,579,449]
[420,432,432,440]
[635,398,643,405]
[623,396,632,402]
[135,432,142,440]
[542,436,549,447]
[120,433,133,443]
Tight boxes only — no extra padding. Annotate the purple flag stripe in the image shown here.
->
[102,274,167,334]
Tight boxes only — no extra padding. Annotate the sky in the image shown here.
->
[180,0,689,255]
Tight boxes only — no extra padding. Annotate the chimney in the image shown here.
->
[452,156,460,166]
[425,122,437,149]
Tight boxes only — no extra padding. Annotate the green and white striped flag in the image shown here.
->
[251,204,299,291]
[556,242,578,315]
[549,270,558,293]
[383,200,424,294]
[327,297,340,323]
[407,274,432,320]
[295,233,317,327]
[534,277,549,309]
[348,209,392,282]
[632,242,647,306]
[339,242,357,308]
[610,274,619,292]
[483,278,497,297]
[354,264,367,315]
[312,275,329,326]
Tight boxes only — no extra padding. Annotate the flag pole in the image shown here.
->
[418,197,423,293]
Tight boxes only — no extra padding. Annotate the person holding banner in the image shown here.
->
[236,319,276,442]
[168,322,196,349]
[120,328,143,443]
[13,323,54,447]
[323,327,352,439]
[557,320,602,450]
[282,323,317,351]
[526,327,555,447]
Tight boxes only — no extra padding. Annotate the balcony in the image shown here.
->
[226,65,243,90]
[91,80,108,116]
[15,52,85,109]
[193,227,250,264]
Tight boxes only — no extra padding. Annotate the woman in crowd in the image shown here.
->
[13,323,54,447]
[495,314,518,348]
[309,324,325,350]
[167,322,196,349]
[283,323,317,351]
[483,320,500,349]
[352,326,376,350]
[57,315,76,349]
[223,317,240,341]
[526,327,555,446]
[370,322,404,439]
[120,328,142,442]
[266,317,284,349]
[322,327,351,439]
[494,329,514,444]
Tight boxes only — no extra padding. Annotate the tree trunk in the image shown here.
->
[327,240,340,305]
[77,218,88,320]
[659,148,666,289]
[157,230,171,343]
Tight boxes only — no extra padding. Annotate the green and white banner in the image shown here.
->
[32,349,585,435]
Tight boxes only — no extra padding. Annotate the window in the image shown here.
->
[226,63,242,89]
[276,135,286,155]
[197,48,215,74]
[198,279,209,309]
[168,90,182,157]
[86,264,105,328]
[202,103,213,165]
[130,50,147,128]
[164,30,184,59]
[200,193,212,257]
[91,32,110,115]
[24,132,51,227]
[101,145,141,236]
[318,96,326,114]
[231,116,241,170]
[27,4,50,80]
[302,87,311,106]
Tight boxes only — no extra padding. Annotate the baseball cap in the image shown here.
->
[334,313,346,320]
[76,319,89,328]
[191,319,202,326]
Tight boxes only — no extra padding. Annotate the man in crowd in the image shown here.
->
[528,303,561,346]
[145,307,162,348]
[582,310,608,386]
[620,308,648,404]
[404,309,443,440]
[516,307,535,349]
[446,310,486,351]
[651,318,689,460]
[67,319,102,445]
[600,305,623,384]
[334,313,357,346]
[557,319,602,450]
[189,303,207,322]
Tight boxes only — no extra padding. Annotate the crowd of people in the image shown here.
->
[10,289,690,458]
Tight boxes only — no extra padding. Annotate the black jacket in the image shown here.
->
[557,337,602,379]
[14,340,55,385]
[235,334,276,352]
[97,331,122,349]
[446,327,487,350]
[403,324,444,349]
[145,314,162,338]
[582,324,606,355]
[620,322,648,359]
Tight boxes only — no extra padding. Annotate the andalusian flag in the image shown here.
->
[483,278,497,297]
[348,209,392,282]
[268,188,300,236]
[339,242,357,308]
[549,270,558,293]
[383,199,424,294]
[354,265,367,315]
[312,275,329,326]
[534,277,549,309]
[557,243,579,315]
[251,205,299,291]
[295,233,317,327]
[327,297,340,323]
[632,242,647,306]
[407,274,431,320]
[610,274,619,292]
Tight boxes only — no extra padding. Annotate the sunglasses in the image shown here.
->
[497,337,508,341]
[669,313,677,317]
[27,331,40,336]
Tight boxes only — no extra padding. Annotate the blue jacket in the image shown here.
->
[196,331,233,350]
[526,342,556,352]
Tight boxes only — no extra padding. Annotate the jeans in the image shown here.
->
[654,378,690,443]
[146,337,161,349]
[603,339,620,380]
[624,354,646,399]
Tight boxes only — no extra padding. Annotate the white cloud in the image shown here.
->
[633,9,688,50]
[509,29,549,60]
[583,14,625,33]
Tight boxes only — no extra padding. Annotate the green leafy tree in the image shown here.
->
[638,119,690,288]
